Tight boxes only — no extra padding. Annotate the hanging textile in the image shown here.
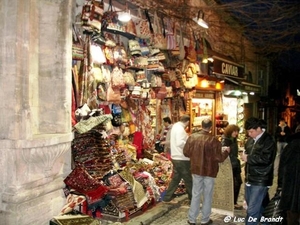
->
[77,37,90,106]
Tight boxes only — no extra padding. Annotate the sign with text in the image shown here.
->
[213,56,244,79]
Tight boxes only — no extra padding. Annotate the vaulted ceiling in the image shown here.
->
[121,0,300,59]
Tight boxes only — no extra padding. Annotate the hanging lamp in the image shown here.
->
[118,2,131,23]
[193,10,209,29]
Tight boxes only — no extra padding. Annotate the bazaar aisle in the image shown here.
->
[109,154,279,225]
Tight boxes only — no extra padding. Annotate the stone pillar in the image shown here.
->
[0,0,74,224]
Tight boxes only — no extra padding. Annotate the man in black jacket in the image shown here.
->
[241,117,277,225]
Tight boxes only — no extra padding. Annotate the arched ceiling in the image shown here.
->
[124,0,300,60]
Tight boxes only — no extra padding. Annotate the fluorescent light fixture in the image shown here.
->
[193,10,209,29]
[234,90,242,96]
[208,57,214,62]
[202,57,213,64]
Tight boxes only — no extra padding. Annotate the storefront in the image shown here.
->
[188,76,224,135]
[210,55,261,143]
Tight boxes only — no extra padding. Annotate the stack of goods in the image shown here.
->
[72,125,112,179]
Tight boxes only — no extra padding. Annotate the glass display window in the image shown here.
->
[190,98,214,133]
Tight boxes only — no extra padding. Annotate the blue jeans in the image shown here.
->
[188,174,215,224]
[245,184,269,225]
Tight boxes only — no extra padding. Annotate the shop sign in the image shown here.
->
[212,56,244,79]
[195,77,224,91]
[194,92,215,99]
[244,84,261,93]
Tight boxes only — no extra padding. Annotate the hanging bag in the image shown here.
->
[113,40,128,65]
[90,42,107,64]
[178,23,185,60]
[97,82,107,101]
[125,17,137,37]
[166,18,176,50]
[81,0,104,33]
[151,74,162,87]
[186,34,197,63]
[135,9,153,39]
[111,66,125,88]
[194,32,203,61]
[152,11,168,50]
[106,83,121,103]
[101,0,122,32]
[72,24,84,61]
[156,83,167,99]
[123,70,136,86]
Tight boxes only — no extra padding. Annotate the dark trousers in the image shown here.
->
[233,167,242,204]
[163,159,193,201]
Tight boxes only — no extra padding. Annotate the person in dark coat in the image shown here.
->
[221,124,243,210]
[275,118,292,155]
[277,124,300,225]
[241,117,277,225]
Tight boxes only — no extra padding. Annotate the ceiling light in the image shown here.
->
[118,11,131,23]
[200,79,209,88]
[118,3,131,24]
[208,57,214,62]
[202,58,208,63]
[193,10,209,29]
[234,90,242,96]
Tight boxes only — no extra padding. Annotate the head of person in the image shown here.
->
[180,115,190,128]
[202,118,212,131]
[279,118,286,127]
[223,124,240,138]
[245,117,267,139]
[163,117,172,126]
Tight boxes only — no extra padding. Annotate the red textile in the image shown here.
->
[133,131,143,159]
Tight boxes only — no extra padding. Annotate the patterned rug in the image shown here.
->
[212,157,234,216]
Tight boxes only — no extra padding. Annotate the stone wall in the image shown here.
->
[0,0,74,224]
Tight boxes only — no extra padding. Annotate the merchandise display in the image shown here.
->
[62,0,238,223]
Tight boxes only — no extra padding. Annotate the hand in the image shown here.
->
[222,146,230,153]
[241,151,248,162]
[225,147,230,153]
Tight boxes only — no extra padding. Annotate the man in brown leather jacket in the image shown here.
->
[183,119,230,225]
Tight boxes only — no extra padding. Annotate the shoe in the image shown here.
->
[201,219,213,225]
[162,199,178,204]
[187,220,196,225]
[234,204,243,210]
